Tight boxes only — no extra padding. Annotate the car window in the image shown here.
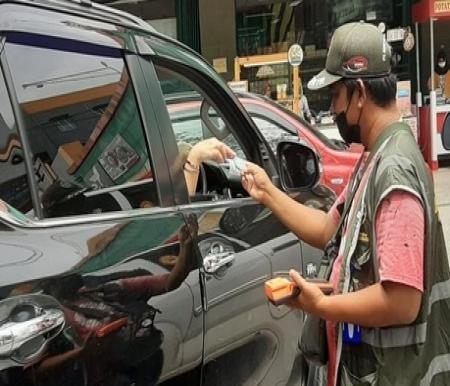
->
[4,36,158,218]
[152,64,249,201]
[0,70,33,213]
[154,66,246,159]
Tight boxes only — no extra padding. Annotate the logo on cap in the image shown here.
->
[342,56,369,73]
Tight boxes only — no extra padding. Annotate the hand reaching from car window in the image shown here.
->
[188,138,235,167]
[184,138,235,195]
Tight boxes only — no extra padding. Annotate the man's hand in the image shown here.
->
[241,162,275,204]
[288,270,328,314]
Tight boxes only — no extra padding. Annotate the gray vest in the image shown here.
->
[335,123,450,386]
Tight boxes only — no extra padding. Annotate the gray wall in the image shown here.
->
[199,0,237,81]
[112,0,175,21]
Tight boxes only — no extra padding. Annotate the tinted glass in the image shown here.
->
[4,35,157,218]
[0,70,33,213]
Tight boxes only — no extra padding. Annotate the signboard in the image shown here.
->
[288,44,304,67]
[99,135,140,181]
[435,0,450,13]
[386,28,405,42]
[227,80,248,93]
[413,0,450,24]
[213,57,228,74]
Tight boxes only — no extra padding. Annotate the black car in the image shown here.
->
[0,1,332,385]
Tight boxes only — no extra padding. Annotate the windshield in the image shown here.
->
[251,96,343,151]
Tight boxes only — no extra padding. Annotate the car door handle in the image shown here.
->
[0,307,65,357]
[203,251,235,274]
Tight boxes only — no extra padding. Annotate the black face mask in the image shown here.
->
[335,97,362,144]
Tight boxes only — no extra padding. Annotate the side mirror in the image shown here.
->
[277,141,320,192]
[442,113,450,150]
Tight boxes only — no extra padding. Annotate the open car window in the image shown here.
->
[153,65,248,201]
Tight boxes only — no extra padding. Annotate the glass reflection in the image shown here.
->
[0,215,199,386]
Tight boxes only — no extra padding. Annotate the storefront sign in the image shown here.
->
[213,57,228,74]
[386,28,405,42]
[288,44,303,67]
[227,80,248,93]
[434,1,450,13]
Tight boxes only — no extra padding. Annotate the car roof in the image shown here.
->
[0,0,200,55]
[0,0,152,30]
[1,0,227,83]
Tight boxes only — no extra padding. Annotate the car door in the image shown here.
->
[138,44,310,385]
[0,9,203,386]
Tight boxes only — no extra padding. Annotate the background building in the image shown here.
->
[112,0,414,113]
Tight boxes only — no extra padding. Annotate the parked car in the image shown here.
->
[237,94,363,196]
[0,1,332,386]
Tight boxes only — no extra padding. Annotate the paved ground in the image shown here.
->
[434,167,450,257]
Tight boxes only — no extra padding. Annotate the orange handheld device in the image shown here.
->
[264,277,300,306]
[264,277,333,306]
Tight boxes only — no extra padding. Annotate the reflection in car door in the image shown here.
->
[0,210,203,386]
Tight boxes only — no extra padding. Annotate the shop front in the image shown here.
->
[234,0,412,115]
[413,0,450,169]
[107,0,413,118]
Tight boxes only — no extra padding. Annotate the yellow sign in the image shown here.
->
[434,1,450,13]
[213,57,228,74]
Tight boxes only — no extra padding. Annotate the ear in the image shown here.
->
[355,79,367,108]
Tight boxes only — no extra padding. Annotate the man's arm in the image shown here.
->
[290,272,421,327]
[288,190,425,327]
[242,163,337,249]
[321,281,421,326]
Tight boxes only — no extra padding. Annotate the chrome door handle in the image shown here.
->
[204,251,235,274]
[0,307,65,357]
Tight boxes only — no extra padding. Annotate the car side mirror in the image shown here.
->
[277,141,320,192]
[442,113,450,150]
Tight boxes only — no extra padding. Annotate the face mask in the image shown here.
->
[439,61,446,69]
[335,95,362,144]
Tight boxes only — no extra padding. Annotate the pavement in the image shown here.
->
[434,167,450,257]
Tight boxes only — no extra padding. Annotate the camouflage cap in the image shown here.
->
[308,21,392,90]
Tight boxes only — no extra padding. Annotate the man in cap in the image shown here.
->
[241,21,450,385]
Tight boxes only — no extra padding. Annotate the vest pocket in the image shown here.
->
[350,247,373,292]
[340,364,378,386]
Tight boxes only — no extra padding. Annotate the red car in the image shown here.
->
[237,93,363,196]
